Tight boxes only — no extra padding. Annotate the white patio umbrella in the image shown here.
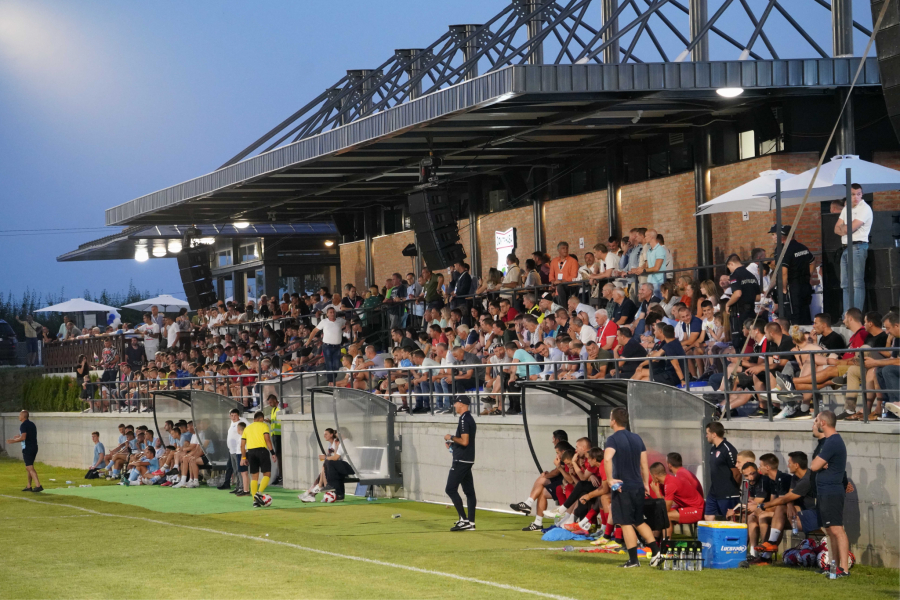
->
[695,169,796,215]
[774,154,900,200]
[121,294,190,312]
[35,298,118,313]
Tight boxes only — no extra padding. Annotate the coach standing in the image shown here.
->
[810,411,850,578]
[444,396,477,532]
[7,410,42,492]
[703,421,740,520]
[604,407,661,568]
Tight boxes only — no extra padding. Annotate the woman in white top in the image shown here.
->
[523,259,540,288]
[298,428,343,502]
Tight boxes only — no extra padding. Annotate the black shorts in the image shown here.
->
[200,454,211,468]
[817,494,845,528]
[23,447,38,467]
[543,474,564,499]
[611,487,646,527]
[246,448,271,475]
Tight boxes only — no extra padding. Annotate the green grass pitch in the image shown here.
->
[0,458,896,599]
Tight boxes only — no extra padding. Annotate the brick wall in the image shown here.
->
[543,190,609,257]
[709,153,821,264]
[619,172,697,269]
[873,152,900,211]
[372,231,417,289]
[339,241,367,291]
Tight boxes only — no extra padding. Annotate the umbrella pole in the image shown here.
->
[775,181,784,319]
[845,168,854,312]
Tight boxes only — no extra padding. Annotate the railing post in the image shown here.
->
[810,360,820,417]
[859,349,868,423]
[722,357,731,420]
[763,359,773,422]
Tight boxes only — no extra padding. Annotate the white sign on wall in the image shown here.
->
[495,227,517,273]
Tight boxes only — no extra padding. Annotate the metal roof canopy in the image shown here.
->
[518,379,714,474]
[105,60,882,227]
[58,222,338,262]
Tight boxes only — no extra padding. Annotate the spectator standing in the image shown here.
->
[549,242,579,306]
[16,314,42,367]
[450,262,474,312]
[7,410,42,492]
[810,411,850,577]
[632,229,666,296]
[306,307,344,384]
[138,313,160,361]
[604,408,661,568]
[770,225,815,325]
[703,421,739,520]
[724,254,761,352]
[834,183,872,312]
[501,254,522,300]
[149,305,165,331]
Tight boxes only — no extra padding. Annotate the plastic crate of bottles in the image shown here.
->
[658,540,703,571]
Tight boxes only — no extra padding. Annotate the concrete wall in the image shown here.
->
[4,412,897,567]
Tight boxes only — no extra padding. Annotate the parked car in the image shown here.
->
[0,320,18,365]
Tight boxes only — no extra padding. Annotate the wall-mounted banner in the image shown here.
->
[495,227,517,273]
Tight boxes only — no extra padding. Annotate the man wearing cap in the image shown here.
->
[771,225,814,325]
[444,395,477,531]
[538,292,562,320]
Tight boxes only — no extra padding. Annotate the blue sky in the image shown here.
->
[0,0,875,303]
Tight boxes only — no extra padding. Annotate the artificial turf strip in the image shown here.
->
[1,458,898,600]
[44,484,407,514]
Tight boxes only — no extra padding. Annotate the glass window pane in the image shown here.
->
[739,130,755,160]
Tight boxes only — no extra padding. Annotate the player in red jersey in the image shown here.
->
[649,462,705,539]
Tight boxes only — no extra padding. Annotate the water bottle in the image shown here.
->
[695,542,703,571]
[687,545,694,571]
[391,514,401,519]
[791,515,799,536]
[610,481,622,492]
[563,545,575,552]
[829,559,836,579]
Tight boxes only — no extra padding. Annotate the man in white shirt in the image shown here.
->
[501,254,522,300]
[534,339,566,380]
[538,292,562,319]
[835,183,873,311]
[138,313,160,361]
[149,305,165,330]
[567,296,597,327]
[306,307,345,383]
[569,317,597,344]
[409,349,438,413]
[164,316,179,350]
[222,409,248,495]
[431,344,457,414]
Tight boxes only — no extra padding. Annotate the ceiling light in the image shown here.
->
[233,220,250,229]
[135,247,149,262]
[152,245,167,257]
[324,240,335,247]
[197,237,216,245]
[716,87,744,98]
[167,240,182,254]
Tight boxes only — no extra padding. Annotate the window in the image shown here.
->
[245,273,257,304]
[739,130,756,160]
[223,277,233,302]
[239,243,258,262]
[217,249,233,268]
[255,269,265,299]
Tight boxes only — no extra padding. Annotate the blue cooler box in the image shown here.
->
[698,521,748,569]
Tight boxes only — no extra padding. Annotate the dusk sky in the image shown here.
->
[0,1,873,304]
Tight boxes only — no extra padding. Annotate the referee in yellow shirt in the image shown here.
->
[240,411,277,507]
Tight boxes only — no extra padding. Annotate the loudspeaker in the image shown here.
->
[407,190,466,270]
[177,247,218,310]
[873,0,900,144]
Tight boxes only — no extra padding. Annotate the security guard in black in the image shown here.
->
[774,227,814,325]
[445,396,477,530]
[726,256,761,352]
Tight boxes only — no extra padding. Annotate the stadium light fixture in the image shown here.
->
[152,245,167,257]
[324,240,334,247]
[233,220,250,229]
[134,246,149,262]
[716,87,744,98]
[167,240,182,253]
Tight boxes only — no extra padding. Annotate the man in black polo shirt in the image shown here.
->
[810,411,850,577]
[771,225,814,325]
[754,451,819,555]
[615,328,646,379]
[703,421,739,520]
[724,254,761,352]
[6,410,42,492]
[604,407,662,568]
[445,396,477,531]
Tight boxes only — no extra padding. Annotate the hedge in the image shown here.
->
[0,367,46,412]
[20,374,98,412]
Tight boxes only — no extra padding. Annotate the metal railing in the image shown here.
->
[77,347,898,427]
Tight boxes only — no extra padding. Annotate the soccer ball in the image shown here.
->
[322,491,337,503]
[261,494,273,507]
[817,548,856,570]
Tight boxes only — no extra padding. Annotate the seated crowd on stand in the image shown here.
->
[66,223,900,423]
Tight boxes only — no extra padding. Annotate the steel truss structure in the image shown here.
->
[221,0,873,168]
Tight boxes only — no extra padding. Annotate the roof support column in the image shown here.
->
[396,49,428,100]
[690,0,709,62]
[833,0,855,154]
[606,144,620,240]
[467,178,482,280]
[525,0,546,65]
[602,0,620,64]
[364,207,376,288]
[694,128,714,274]
[450,25,482,80]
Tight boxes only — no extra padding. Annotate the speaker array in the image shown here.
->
[177,247,218,310]
[407,190,466,270]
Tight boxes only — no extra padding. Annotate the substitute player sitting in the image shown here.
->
[649,462,704,539]
[241,411,277,508]
[509,430,570,531]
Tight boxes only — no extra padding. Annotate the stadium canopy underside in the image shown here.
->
[104,60,882,228]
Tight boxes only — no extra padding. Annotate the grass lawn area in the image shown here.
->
[0,457,896,599]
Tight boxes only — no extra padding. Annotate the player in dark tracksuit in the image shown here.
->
[770,225,815,325]
[445,396,477,531]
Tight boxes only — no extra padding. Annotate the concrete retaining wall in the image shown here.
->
[3,412,897,567]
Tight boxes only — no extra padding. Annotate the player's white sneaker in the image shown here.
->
[299,492,315,503]
[172,480,186,488]
[773,404,796,420]
[185,480,200,488]
[543,506,565,518]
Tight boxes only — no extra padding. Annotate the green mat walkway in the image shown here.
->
[45,484,407,515]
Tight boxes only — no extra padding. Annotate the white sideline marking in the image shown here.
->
[1,495,577,600]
